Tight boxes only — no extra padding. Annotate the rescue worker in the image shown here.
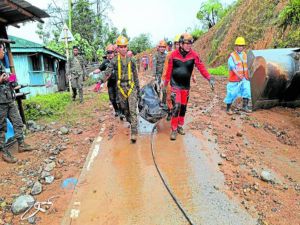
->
[162,35,181,120]
[167,41,173,52]
[164,33,215,140]
[67,46,86,103]
[93,44,121,117]
[224,36,251,114]
[0,44,33,163]
[153,40,167,85]
[105,36,140,143]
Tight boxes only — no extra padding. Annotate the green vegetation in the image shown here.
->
[276,0,300,47]
[208,65,228,76]
[128,33,152,54]
[24,92,71,121]
[37,0,119,61]
[191,29,205,41]
[23,91,110,124]
[196,0,228,29]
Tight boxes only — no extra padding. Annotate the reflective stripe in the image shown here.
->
[230,51,249,77]
[229,51,249,82]
[117,54,134,98]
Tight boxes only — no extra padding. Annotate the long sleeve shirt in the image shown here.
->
[165,49,210,90]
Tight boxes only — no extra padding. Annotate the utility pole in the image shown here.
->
[68,0,72,32]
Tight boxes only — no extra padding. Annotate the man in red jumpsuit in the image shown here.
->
[164,33,215,140]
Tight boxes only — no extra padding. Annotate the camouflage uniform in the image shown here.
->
[67,55,86,102]
[153,52,167,85]
[153,52,167,104]
[0,62,24,162]
[105,55,140,137]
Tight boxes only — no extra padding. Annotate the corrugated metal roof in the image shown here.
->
[9,36,66,61]
[0,0,49,25]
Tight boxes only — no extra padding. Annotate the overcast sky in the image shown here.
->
[8,0,234,45]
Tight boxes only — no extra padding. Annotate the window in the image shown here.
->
[43,55,54,72]
[30,54,41,71]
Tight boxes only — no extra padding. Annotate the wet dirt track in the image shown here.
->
[61,117,256,225]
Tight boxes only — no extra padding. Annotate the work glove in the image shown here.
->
[209,77,215,91]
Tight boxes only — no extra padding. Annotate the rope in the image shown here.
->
[150,124,195,225]
[21,196,59,221]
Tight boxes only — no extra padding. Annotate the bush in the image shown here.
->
[23,92,71,121]
[191,29,205,41]
[208,65,228,76]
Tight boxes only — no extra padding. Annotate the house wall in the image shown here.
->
[12,53,58,97]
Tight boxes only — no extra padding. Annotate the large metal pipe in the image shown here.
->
[248,48,300,109]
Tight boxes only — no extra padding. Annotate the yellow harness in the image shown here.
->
[117,53,135,98]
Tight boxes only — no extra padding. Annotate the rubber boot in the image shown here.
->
[72,88,77,101]
[170,130,177,141]
[131,130,137,143]
[177,126,185,135]
[242,98,252,113]
[2,149,17,164]
[226,104,233,115]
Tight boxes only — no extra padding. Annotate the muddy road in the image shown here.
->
[1,75,299,225]
[61,119,256,225]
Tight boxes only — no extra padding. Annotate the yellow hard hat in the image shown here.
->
[116,35,128,46]
[174,34,181,43]
[235,37,246,46]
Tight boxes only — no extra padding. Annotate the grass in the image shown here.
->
[23,91,109,123]
[24,92,71,121]
[208,65,229,76]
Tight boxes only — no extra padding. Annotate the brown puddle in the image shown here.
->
[61,119,257,225]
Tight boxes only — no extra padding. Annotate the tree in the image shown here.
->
[120,28,129,40]
[196,0,226,29]
[128,33,152,54]
[36,0,118,62]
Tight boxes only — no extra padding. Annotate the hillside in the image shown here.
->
[194,0,294,66]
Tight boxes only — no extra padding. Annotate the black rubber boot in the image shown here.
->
[226,104,233,115]
[72,88,77,101]
[242,98,252,113]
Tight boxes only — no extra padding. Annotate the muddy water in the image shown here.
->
[62,120,256,225]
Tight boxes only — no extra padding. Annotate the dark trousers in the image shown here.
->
[0,102,24,148]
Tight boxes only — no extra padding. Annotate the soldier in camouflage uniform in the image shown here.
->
[0,44,33,163]
[67,46,86,103]
[105,36,140,143]
[153,40,167,107]
[153,40,167,85]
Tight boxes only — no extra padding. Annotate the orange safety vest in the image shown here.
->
[229,51,249,82]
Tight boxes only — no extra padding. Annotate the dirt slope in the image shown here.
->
[194,0,290,66]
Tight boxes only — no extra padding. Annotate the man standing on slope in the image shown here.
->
[164,33,215,140]
[224,36,251,114]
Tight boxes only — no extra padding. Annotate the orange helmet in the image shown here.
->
[106,44,114,52]
[116,35,128,46]
[158,40,167,47]
[179,33,193,44]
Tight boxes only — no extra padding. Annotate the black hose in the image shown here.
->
[150,124,195,225]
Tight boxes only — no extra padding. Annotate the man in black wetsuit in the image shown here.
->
[93,44,120,117]
[164,33,215,140]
